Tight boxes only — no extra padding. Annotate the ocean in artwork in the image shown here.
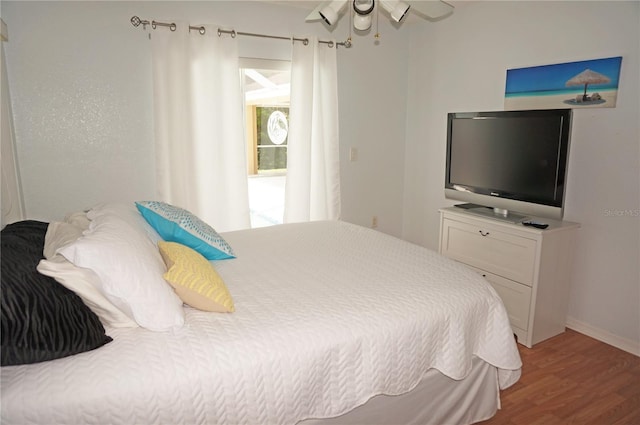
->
[505,56,622,110]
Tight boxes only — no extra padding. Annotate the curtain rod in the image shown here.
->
[130,16,352,49]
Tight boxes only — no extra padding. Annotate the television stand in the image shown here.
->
[439,207,580,347]
[455,204,528,223]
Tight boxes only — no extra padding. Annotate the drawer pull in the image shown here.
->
[479,230,490,236]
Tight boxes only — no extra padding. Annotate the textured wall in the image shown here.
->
[3,2,156,220]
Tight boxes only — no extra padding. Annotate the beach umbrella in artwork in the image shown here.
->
[566,69,611,100]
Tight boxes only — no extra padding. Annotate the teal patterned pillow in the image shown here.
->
[135,201,235,261]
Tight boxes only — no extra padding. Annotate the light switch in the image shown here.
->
[349,147,358,162]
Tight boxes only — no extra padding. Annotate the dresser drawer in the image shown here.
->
[441,218,538,285]
[469,266,532,331]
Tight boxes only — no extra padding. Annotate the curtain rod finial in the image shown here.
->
[131,16,151,30]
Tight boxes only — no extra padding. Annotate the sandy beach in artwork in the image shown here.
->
[505,90,618,110]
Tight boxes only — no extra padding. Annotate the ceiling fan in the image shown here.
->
[305,0,454,32]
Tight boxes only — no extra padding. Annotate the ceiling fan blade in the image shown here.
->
[409,0,454,20]
[305,2,329,22]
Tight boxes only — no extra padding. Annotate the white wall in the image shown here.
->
[1,0,410,236]
[403,1,639,351]
[2,1,157,220]
[338,26,409,236]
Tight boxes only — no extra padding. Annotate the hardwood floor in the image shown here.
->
[480,329,640,425]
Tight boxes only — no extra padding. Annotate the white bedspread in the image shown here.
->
[1,220,521,425]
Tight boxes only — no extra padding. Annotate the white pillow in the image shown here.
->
[59,205,185,332]
[89,202,162,245]
[41,214,138,328]
[63,210,91,230]
[37,257,138,328]
[43,215,90,260]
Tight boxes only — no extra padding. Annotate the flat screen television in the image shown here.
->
[445,109,572,222]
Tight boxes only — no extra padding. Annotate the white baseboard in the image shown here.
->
[566,316,640,357]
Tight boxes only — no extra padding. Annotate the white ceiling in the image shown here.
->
[263,1,461,10]
[261,1,323,10]
[261,0,461,24]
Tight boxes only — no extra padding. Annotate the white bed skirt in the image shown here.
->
[301,356,499,425]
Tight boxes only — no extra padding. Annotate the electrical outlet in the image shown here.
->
[371,216,378,228]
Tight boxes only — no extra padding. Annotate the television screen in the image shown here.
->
[445,109,572,220]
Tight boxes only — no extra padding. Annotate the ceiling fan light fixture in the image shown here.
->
[352,0,375,31]
[353,0,375,16]
[353,14,373,31]
[380,0,411,23]
[319,7,337,26]
[319,0,349,26]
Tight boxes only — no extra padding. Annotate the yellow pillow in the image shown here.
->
[158,241,235,313]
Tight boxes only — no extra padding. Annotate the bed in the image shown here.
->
[1,202,521,425]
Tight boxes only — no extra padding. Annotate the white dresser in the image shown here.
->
[438,207,580,348]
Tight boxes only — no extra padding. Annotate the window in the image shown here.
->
[240,59,291,228]
[255,105,289,172]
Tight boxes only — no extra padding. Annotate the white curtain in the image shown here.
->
[151,24,250,232]
[284,37,341,223]
[1,38,26,227]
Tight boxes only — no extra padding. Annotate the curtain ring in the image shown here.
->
[170,23,177,31]
[199,26,206,35]
[152,20,157,29]
[230,30,236,38]
[303,38,309,46]
[217,29,222,37]
[327,41,335,48]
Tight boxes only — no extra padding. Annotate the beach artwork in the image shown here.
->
[505,56,622,110]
